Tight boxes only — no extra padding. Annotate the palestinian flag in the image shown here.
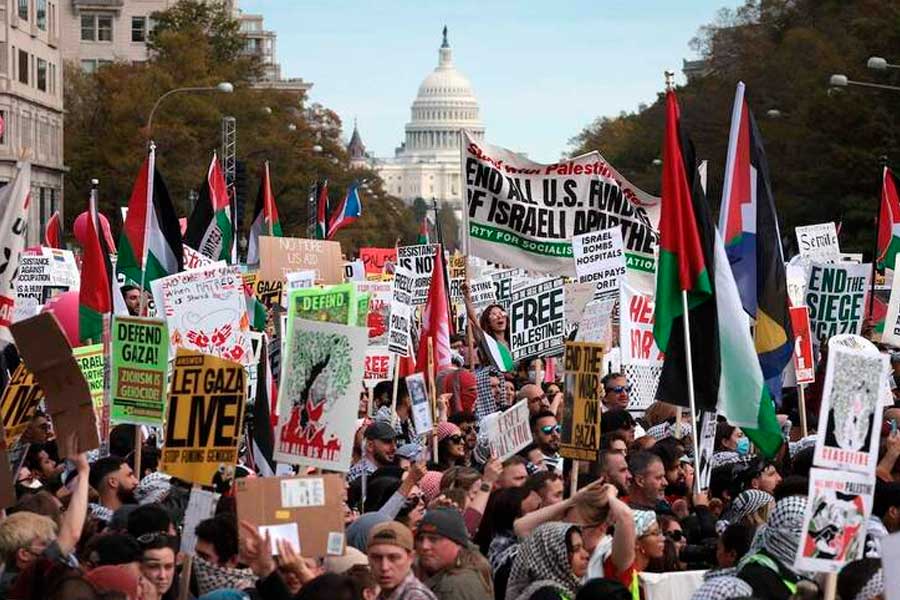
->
[246,161,283,265]
[654,89,782,457]
[248,339,276,476]
[117,145,183,289]
[44,211,63,249]
[417,216,430,244]
[480,333,515,372]
[315,180,329,240]
[79,187,115,344]
[878,166,900,273]
[185,153,234,263]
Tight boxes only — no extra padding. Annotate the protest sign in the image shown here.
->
[813,345,886,475]
[254,279,284,308]
[448,254,467,301]
[881,255,900,347]
[789,306,815,384]
[461,130,660,293]
[360,247,397,278]
[356,281,391,345]
[804,262,870,341]
[794,467,873,573]
[560,342,604,461]
[258,236,343,284]
[829,334,893,407]
[406,372,432,434]
[396,244,438,305]
[576,295,615,347]
[180,487,218,555]
[387,300,411,356]
[285,284,356,327]
[796,222,840,262]
[469,277,496,311]
[490,269,516,308]
[111,316,169,426]
[274,319,367,471]
[162,350,246,485]
[153,264,252,365]
[15,248,80,310]
[183,245,214,270]
[571,227,626,298]
[563,281,595,339]
[363,347,393,385]
[696,411,717,490]
[509,278,565,361]
[247,332,264,403]
[11,313,99,455]
[619,283,663,366]
[786,257,810,308]
[285,270,316,292]
[235,473,346,557]
[482,399,533,461]
[344,259,365,282]
[73,344,106,441]
[0,363,43,444]
[0,424,15,509]
[884,533,900,600]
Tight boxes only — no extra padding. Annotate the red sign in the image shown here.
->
[360,248,397,276]
[790,306,815,384]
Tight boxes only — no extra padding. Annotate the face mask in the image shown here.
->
[736,436,750,456]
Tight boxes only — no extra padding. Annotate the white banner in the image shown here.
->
[461,131,660,293]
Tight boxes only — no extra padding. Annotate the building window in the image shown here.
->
[18,50,27,84]
[36,0,46,30]
[0,110,5,145]
[131,16,146,42]
[18,0,27,21]
[37,58,46,91]
[81,14,112,41]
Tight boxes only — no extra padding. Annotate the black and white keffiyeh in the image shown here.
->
[505,522,580,600]
[690,575,753,600]
[742,495,807,572]
[852,567,884,600]
[716,489,774,534]
[193,556,256,597]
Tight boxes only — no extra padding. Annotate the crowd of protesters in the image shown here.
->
[0,295,896,600]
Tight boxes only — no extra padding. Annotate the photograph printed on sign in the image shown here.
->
[406,372,433,434]
[813,346,886,475]
[795,468,873,573]
[274,319,367,471]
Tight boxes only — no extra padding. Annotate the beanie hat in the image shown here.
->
[417,507,469,546]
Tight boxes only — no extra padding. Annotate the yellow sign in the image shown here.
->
[560,341,605,462]
[0,364,44,444]
[161,350,246,485]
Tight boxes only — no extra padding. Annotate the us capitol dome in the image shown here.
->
[347,27,485,207]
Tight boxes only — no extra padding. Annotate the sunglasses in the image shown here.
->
[606,385,633,394]
[447,435,465,444]
[540,425,561,435]
[665,530,685,542]
[403,493,425,511]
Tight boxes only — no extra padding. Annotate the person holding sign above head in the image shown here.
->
[348,421,399,484]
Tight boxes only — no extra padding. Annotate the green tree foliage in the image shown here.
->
[64,0,416,252]
[570,0,900,256]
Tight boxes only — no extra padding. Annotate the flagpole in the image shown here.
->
[871,155,888,320]
[389,356,400,427]
[428,337,438,464]
[681,291,702,495]
[797,383,808,438]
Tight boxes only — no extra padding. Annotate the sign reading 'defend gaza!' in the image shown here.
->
[461,130,660,293]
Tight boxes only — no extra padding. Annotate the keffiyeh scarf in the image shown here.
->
[853,567,884,600]
[505,522,580,600]
[716,489,773,534]
[193,556,255,597]
[741,495,807,573]
[690,575,753,600]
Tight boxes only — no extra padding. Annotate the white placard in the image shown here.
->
[406,372,432,434]
[281,477,326,508]
[572,227,626,298]
[482,399,533,461]
[796,222,840,262]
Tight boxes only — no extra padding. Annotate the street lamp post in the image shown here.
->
[146,81,234,138]
[829,74,900,93]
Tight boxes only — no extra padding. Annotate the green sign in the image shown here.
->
[356,292,370,328]
[73,344,105,415]
[111,316,169,425]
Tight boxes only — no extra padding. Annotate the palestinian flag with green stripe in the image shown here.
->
[878,166,900,273]
[117,145,183,289]
[185,153,234,263]
[246,161,283,265]
[654,90,782,457]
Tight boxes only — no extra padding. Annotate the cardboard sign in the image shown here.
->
[0,363,43,444]
[153,264,253,366]
[360,248,397,278]
[461,130,660,294]
[794,468,873,573]
[396,244,438,305]
[274,319,368,471]
[11,313,99,456]
[406,372,432,434]
[162,350,246,485]
[881,254,900,347]
[571,227,626,298]
[111,316,169,426]
[805,262,870,342]
[814,345,886,475]
[482,399,532,461]
[796,222,840,262]
[258,236,343,285]
[363,347,393,385]
[619,282,663,366]
[560,342,605,461]
[509,278,565,361]
[789,306,815,384]
[235,473,346,558]
[355,282,391,345]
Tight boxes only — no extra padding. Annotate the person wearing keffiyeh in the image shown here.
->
[504,522,588,600]
[838,559,883,600]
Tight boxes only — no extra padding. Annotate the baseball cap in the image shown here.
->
[365,421,398,442]
[416,507,469,547]
[367,521,414,552]
[396,443,423,461]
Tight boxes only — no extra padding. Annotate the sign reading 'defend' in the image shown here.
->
[461,130,660,294]
[804,262,870,341]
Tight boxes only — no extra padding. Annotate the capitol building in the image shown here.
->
[347,28,485,207]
